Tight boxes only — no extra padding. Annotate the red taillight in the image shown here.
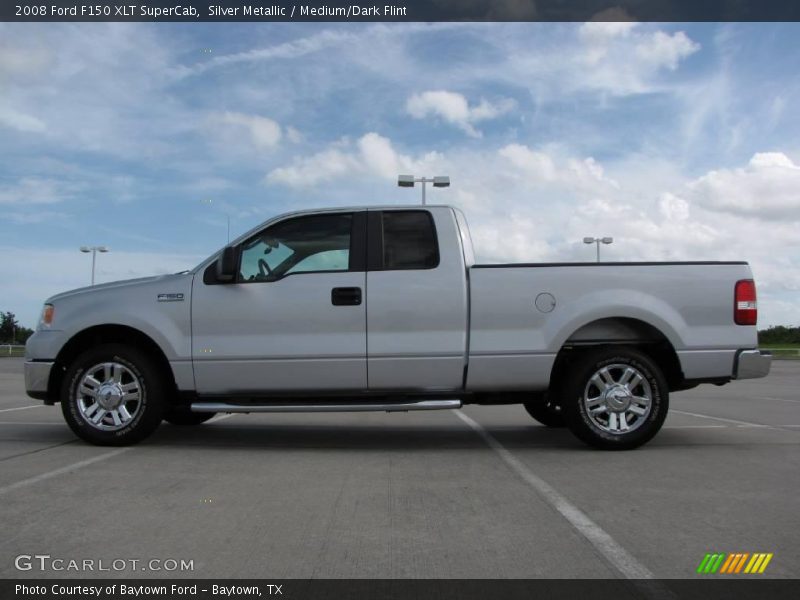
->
[734,279,757,326]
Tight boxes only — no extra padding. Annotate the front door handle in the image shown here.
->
[331,287,362,306]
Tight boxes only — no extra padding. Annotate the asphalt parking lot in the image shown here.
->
[0,357,797,580]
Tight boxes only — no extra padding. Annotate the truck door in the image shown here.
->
[366,208,468,391]
[191,211,367,394]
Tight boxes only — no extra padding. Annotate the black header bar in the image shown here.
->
[3,1,800,22]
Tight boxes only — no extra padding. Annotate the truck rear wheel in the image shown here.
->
[561,347,668,450]
[523,394,565,427]
[163,408,217,426]
[60,344,165,446]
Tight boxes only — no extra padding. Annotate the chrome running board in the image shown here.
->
[191,399,462,413]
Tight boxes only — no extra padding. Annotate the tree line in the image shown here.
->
[758,325,800,345]
[0,312,35,345]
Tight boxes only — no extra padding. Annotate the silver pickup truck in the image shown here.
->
[25,205,771,449]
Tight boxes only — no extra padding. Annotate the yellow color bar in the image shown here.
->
[744,554,760,573]
[758,553,773,574]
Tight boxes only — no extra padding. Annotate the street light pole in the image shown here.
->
[397,175,450,205]
[79,246,109,285]
[583,237,613,262]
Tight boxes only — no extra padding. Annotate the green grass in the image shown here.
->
[0,346,25,358]
[760,343,800,360]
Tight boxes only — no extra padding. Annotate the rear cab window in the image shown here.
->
[378,210,439,270]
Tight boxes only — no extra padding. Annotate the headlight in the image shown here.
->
[40,304,54,329]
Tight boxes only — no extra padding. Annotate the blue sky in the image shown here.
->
[1,22,799,328]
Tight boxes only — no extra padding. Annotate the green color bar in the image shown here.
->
[697,554,713,574]
[710,553,727,573]
[705,554,720,573]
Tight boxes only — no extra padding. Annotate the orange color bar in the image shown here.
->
[735,553,750,573]
[719,554,736,574]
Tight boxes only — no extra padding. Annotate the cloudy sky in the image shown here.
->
[1,22,799,329]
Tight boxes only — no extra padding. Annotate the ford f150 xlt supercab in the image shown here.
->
[25,205,772,449]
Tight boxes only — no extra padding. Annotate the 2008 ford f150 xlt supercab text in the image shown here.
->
[25,205,772,449]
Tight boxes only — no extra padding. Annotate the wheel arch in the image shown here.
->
[49,324,178,402]
[550,317,685,392]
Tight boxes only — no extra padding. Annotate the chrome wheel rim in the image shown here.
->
[76,362,142,431]
[583,363,652,434]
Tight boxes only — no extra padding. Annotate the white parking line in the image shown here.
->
[0,412,234,496]
[0,405,46,413]
[663,425,726,429]
[756,396,800,405]
[210,414,235,423]
[672,410,771,428]
[0,448,131,497]
[454,410,664,586]
[0,421,63,426]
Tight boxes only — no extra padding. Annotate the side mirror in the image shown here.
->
[215,246,238,282]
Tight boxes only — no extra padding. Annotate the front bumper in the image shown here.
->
[734,350,772,380]
[24,361,54,399]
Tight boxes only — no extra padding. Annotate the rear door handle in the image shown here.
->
[331,287,362,306]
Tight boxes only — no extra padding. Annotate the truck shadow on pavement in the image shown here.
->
[147,421,585,451]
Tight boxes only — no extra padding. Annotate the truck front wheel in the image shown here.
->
[60,344,165,446]
[561,347,668,450]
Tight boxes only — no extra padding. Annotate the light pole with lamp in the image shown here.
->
[397,175,450,204]
[583,237,613,262]
[79,246,109,285]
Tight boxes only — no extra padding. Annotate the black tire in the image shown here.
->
[523,393,566,427]
[60,344,165,446]
[560,346,668,450]
[163,408,217,426]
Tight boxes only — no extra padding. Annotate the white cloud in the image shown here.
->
[498,143,618,190]
[579,22,637,52]
[286,126,303,144]
[0,36,51,76]
[0,106,46,133]
[0,178,64,205]
[406,90,516,137]
[175,29,356,78]
[498,144,557,181]
[575,23,700,94]
[689,152,800,219]
[658,192,690,221]
[267,147,358,187]
[635,31,699,71]
[219,112,282,149]
[267,132,444,187]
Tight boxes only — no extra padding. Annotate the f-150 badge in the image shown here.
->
[157,293,185,302]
